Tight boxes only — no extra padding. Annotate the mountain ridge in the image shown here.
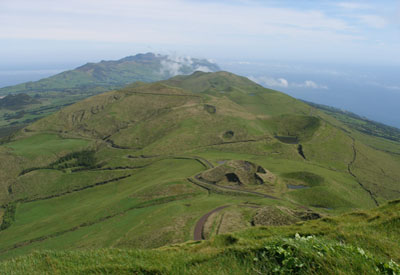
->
[0,53,220,94]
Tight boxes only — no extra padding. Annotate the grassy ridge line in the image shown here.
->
[0,193,199,255]
[347,136,379,206]
[127,91,202,98]
[303,100,400,142]
[194,136,273,151]
[10,174,132,206]
[187,175,278,200]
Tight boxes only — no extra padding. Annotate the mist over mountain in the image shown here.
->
[0,53,219,95]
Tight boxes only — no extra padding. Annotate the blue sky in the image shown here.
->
[0,0,399,66]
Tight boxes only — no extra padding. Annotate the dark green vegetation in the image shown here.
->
[19,150,99,175]
[0,53,219,139]
[0,200,399,274]
[282,171,324,187]
[0,203,16,230]
[0,94,40,110]
[0,71,399,273]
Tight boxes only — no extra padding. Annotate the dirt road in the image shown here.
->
[194,205,229,240]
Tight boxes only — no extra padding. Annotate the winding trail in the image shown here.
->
[172,156,214,169]
[348,137,379,206]
[196,137,272,151]
[194,205,229,240]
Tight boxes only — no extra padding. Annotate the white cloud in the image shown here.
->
[160,60,182,77]
[386,86,400,90]
[294,80,328,89]
[195,66,213,73]
[0,0,398,64]
[0,0,357,44]
[369,81,400,91]
[248,76,289,88]
[357,15,387,28]
[249,76,328,90]
[159,55,215,76]
[336,2,372,10]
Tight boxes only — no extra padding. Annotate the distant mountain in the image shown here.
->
[0,53,219,95]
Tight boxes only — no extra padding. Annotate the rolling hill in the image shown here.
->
[0,53,219,139]
[0,71,399,272]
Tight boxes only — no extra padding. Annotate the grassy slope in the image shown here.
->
[0,71,399,263]
[304,100,400,143]
[0,200,399,274]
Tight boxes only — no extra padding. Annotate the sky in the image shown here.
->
[0,0,399,67]
[1,0,400,127]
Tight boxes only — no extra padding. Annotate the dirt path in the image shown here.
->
[348,137,379,206]
[172,156,214,169]
[194,205,229,241]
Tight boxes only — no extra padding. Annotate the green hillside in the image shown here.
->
[0,53,219,139]
[1,200,399,274]
[303,100,400,156]
[0,71,399,270]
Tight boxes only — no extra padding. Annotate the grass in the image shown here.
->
[305,100,400,144]
[5,134,90,160]
[0,200,399,274]
[11,170,133,202]
[281,171,324,187]
[0,159,204,252]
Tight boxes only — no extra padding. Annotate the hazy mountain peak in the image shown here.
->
[0,53,220,95]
